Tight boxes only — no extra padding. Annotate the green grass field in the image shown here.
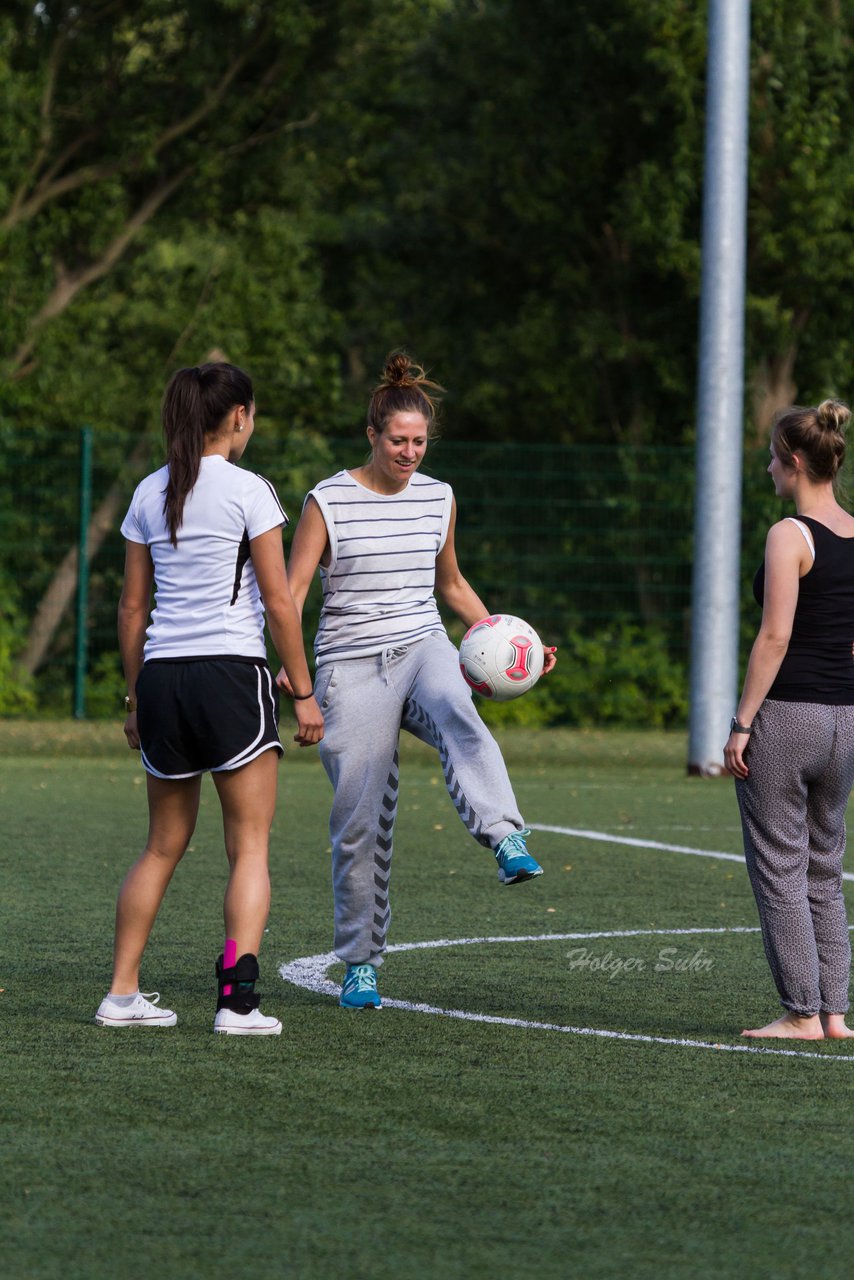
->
[2,721,853,1280]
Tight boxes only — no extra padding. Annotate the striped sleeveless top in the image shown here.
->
[308,469,454,665]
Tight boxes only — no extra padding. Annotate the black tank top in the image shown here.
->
[753,515,854,704]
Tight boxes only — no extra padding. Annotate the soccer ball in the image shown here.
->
[458,614,544,701]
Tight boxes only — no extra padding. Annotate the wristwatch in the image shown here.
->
[729,717,752,734]
[124,695,136,713]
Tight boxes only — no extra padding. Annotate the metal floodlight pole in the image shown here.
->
[687,0,751,776]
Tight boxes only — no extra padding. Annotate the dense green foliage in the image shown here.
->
[479,623,690,730]
[0,598,36,713]
[2,1,853,716]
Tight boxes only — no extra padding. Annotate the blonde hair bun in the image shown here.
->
[816,399,851,435]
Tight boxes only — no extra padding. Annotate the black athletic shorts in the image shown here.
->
[136,657,283,779]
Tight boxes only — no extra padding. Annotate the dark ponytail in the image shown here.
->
[366,352,443,439]
[161,362,254,546]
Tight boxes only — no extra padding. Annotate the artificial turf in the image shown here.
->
[2,722,853,1279]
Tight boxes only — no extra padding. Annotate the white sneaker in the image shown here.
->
[214,1006,282,1036]
[95,991,177,1027]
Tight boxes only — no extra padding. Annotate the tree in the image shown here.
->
[746,0,854,438]
[0,0,354,677]
[6,0,854,700]
[1,0,454,686]
[322,0,854,445]
[0,1,330,376]
[321,0,709,444]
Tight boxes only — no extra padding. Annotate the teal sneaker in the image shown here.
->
[494,828,543,885]
[340,963,382,1009]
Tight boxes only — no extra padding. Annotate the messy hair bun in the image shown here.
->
[382,352,420,387]
[367,351,443,437]
[772,399,849,485]
[815,399,851,436]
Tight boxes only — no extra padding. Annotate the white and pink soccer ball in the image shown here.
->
[458,614,544,701]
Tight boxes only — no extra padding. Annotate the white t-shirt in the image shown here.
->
[121,455,287,660]
[309,469,453,664]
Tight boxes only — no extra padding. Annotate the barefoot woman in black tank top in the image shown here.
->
[724,400,854,1040]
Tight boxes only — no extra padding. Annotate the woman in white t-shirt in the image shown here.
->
[95,362,323,1036]
[281,353,556,1010]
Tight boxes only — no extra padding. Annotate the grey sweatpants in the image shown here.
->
[735,699,854,1016]
[314,632,525,966]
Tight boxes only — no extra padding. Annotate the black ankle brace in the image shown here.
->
[215,952,261,1013]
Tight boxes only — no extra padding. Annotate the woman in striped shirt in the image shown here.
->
[281,353,556,1009]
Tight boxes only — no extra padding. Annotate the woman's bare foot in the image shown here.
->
[741,1012,824,1039]
[820,1013,854,1039]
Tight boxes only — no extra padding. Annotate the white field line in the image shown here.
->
[528,822,854,883]
[279,929,854,1063]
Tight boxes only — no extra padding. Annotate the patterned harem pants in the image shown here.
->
[735,699,854,1015]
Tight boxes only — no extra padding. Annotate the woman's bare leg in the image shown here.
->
[110,774,202,993]
[213,749,279,956]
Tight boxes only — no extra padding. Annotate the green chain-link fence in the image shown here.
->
[1,429,782,725]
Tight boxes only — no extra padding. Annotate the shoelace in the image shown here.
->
[346,965,377,992]
[497,828,532,860]
[139,991,162,1005]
